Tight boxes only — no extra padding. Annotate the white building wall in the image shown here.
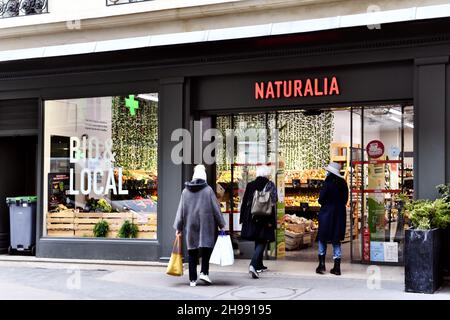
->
[1,0,450,53]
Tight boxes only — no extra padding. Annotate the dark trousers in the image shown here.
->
[250,240,267,269]
[188,247,213,281]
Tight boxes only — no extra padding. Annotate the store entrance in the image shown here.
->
[211,104,414,265]
[0,136,38,254]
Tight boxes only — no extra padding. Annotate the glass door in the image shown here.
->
[350,105,414,265]
[215,113,277,248]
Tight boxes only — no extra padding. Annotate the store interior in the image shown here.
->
[215,105,414,264]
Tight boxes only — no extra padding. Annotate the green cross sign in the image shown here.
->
[125,95,139,116]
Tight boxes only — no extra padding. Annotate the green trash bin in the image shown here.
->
[6,196,37,255]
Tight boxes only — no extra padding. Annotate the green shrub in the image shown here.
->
[406,187,450,230]
[118,220,138,238]
[93,220,110,237]
[87,198,113,213]
[437,184,450,203]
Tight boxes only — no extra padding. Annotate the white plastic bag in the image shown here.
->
[210,232,235,266]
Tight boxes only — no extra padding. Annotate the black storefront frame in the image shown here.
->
[0,18,449,261]
[36,82,164,262]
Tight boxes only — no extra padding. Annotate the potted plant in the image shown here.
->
[437,184,450,278]
[118,220,138,239]
[93,220,110,238]
[404,187,450,294]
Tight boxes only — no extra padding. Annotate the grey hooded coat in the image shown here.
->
[173,179,226,250]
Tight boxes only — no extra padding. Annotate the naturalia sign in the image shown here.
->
[255,76,340,100]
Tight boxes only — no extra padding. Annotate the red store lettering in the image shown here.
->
[255,76,340,100]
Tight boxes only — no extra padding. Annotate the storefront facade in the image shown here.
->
[0,18,450,262]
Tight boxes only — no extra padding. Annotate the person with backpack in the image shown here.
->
[239,165,277,279]
[315,162,349,276]
[173,164,226,287]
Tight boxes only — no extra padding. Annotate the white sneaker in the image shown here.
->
[199,273,212,284]
[190,281,197,287]
[249,265,259,279]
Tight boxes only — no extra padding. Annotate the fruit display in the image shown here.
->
[217,170,243,183]
[285,193,320,208]
[115,169,158,189]
[86,198,113,213]
[285,169,326,184]
[49,204,71,213]
[217,170,232,183]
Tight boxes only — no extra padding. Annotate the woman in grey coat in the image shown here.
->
[174,165,226,287]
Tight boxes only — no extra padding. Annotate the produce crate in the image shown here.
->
[286,223,305,234]
[311,229,318,242]
[302,232,313,246]
[73,212,135,237]
[46,211,75,237]
[48,211,157,239]
[133,213,157,239]
[285,229,303,250]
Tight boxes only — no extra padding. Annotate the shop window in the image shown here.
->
[351,105,414,265]
[44,94,158,239]
[215,105,413,265]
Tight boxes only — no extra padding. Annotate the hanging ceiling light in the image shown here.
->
[137,93,159,102]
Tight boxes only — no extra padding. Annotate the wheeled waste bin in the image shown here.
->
[6,196,37,255]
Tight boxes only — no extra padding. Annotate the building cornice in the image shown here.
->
[0,0,338,40]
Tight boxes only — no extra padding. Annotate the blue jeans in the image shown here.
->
[250,241,267,269]
[318,240,341,259]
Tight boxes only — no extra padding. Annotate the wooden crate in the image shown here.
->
[48,210,157,239]
[47,211,75,237]
[104,212,135,233]
[302,232,312,246]
[74,212,135,236]
[136,232,157,239]
[286,223,305,234]
[74,212,103,233]
[133,212,157,239]
[285,229,303,250]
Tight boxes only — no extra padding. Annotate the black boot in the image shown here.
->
[330,258,341,276]
[315,255,326,274]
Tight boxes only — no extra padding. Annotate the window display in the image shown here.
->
[44,94,159,239]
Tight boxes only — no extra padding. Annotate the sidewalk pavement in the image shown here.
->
[0,255,449,300]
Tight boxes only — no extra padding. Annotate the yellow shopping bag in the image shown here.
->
[166,234,184,276]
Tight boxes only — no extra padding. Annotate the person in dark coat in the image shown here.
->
[316,162,349,276]
[239,165,277,279]
[174,164,226,287]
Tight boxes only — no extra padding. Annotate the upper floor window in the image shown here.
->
[0,0,48,19]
